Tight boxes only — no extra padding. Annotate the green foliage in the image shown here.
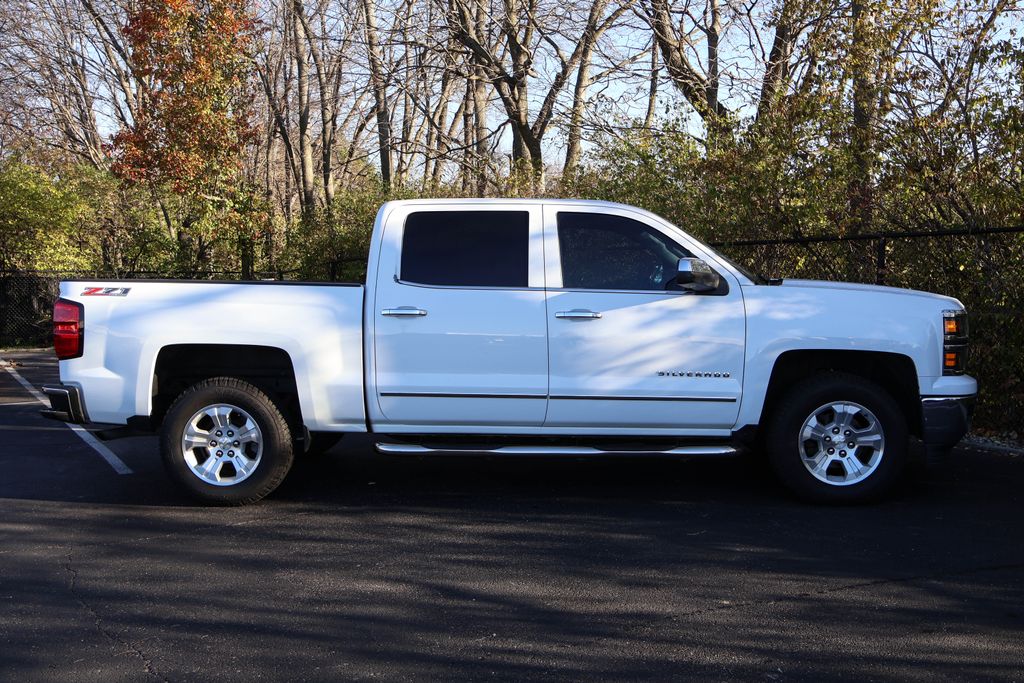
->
[565,108,853,246]
[281,185,430,282]
[0,159,179,274]
[64,164,177,274]
[0,160,90,271]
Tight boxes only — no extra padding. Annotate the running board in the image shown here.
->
[374,443,738,458]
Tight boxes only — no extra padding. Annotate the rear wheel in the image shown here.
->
[766,373,908,503]
[160,377,295,505]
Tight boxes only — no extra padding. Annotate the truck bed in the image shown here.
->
[57,279,367,431]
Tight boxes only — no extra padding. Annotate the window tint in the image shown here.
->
[401,211,529,287]
[557,212,692,290]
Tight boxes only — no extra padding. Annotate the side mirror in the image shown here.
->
[676,257,720,292]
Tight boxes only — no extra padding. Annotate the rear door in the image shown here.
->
[371,204,548,428]
[543,205,745,432]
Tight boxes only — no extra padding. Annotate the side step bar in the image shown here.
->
[375,443,738,457]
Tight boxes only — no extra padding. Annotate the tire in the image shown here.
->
[160,377,295,505]
[765,372,908,503]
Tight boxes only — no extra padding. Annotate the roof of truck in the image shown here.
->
[382,198,632,206]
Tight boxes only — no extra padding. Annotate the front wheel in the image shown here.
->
[160,377,295,505]
[765,373,908,503]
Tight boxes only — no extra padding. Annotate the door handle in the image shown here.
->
[555,309,602,320]
[382,307,428,317]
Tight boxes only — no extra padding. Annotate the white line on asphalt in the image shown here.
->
[2,362,49,403]
[0,425,99,431]
[0,357,133,475]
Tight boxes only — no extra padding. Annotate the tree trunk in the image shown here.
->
[472,0,489,195]
[523,132,544,193]
[563,6,601,177]
[849,0,878,235]
[461,79,474,193]
[645,0,731,137]
[755,0,797,123]
[643,45,659,130]
[363,0,392,191]
[292,1,316,214]
[295,5,336,209]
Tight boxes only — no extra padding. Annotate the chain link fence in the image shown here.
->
[0,271,58,348]
[3,227,1021,431]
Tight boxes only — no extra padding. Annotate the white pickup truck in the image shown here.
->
[42,199,976,504]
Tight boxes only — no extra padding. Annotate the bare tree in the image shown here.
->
[363,0,394,189]
[562,0,633,175]
[437,0,628,190]
[0,0,142,164]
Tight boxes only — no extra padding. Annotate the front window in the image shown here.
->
[557,212,693,291]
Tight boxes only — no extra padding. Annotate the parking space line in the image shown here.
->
[0,425,96,431]
[1,357,133,475]
[3,362,49,403]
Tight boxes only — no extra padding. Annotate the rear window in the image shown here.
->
[400,211,529,287]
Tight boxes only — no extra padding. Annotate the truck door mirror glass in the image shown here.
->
[676,257,720,292]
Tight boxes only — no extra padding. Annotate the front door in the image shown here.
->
[543,206,745,432]
[371,204,549,428]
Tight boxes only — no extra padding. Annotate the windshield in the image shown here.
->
[707,245,769,285]
[656,214,770,284]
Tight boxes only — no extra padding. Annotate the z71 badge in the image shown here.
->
[81,287,131,297]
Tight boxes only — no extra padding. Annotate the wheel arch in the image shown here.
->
[150,344,302,431]
[759,350,922,437]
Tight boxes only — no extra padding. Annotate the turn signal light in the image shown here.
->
[53,298,84,360]
[943,349,965,375]
[942,309,968,338]
[942,309,968,376]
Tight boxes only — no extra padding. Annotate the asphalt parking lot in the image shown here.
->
[1,349,1022,682]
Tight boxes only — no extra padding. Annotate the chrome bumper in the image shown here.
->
[921,395,975,453]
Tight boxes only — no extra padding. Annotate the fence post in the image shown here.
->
[0,273,8,346]
[875,237,887,285]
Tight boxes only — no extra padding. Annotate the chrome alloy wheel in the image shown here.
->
[799,401,885,486]
[180,403,263,486]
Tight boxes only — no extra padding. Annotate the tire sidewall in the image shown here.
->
[767,374,908,503]
[161,379,294,505]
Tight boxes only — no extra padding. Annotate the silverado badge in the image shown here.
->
[657,370,730,378]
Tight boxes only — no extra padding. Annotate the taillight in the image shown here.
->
[53,298,84,360]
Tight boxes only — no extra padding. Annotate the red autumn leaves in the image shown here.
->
[111,0,258,196]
